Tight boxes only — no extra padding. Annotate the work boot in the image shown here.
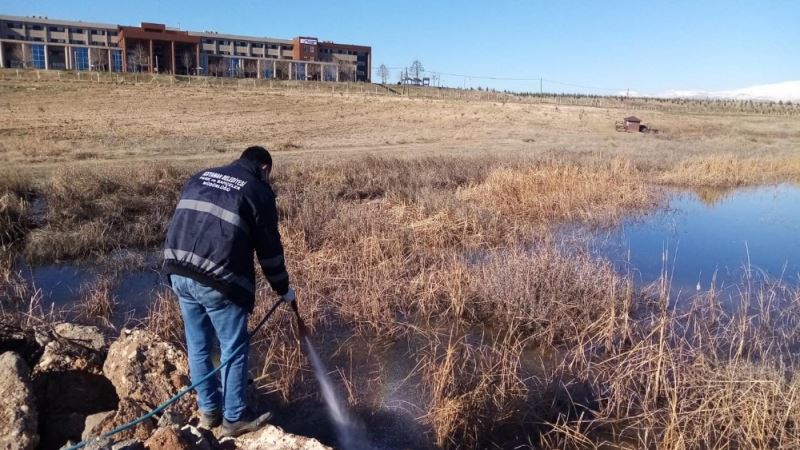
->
[220,411,273,438]
[199,409,222,429]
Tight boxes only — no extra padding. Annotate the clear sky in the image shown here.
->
[2,0,797,94]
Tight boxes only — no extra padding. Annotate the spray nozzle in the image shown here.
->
[289,299,308,339]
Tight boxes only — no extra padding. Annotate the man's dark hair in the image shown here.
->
[240,146,272,167]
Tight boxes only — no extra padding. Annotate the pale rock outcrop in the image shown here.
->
[232,424,332,450]
[36,323,108,374]
[85,399,156,442]
[32,324,117,449]
[0,351,39,450]
[103,329,194,420]
[143,426,193,450]
[82,410,115,441]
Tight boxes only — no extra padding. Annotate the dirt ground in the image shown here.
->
[1,79,798,171]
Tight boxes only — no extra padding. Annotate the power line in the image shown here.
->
[372,66,630,93]
[541,78,624,92]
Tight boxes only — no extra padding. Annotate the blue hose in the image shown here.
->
[65,298,286,450]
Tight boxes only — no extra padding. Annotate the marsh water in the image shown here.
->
[571,184,800,296]
[18,254,166,318]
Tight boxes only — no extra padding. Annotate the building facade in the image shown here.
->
[0,14,371,82]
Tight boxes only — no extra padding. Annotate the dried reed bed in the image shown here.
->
[541,272,800,449]
[74,275,117,327]
[460,159,657,226]
[3,151,800,447]
[660,154,800,187]
[0,173,34,247]
[0,249,30,317]
[416,326,529,448]
[144,289,185,348]
[24,163,192,262]
[249,155,658,447]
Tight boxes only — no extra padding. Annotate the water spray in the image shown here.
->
[290,298,369,449]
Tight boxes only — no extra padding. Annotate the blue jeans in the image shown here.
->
[171,274,249,422]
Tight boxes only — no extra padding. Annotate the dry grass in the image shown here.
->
[74,276,117,327]
[0,174,34,247]
[417,327,528,448]
[23,164,191,262]
[660,154,800,187]
[461,159,657,226]
[1,79,799,172]
[144,289,185,347]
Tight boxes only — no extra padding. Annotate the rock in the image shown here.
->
[53,323,109,352]
[35,323,108,374]
[0,352,39,450]
[80,437,144,450]
[82,410,115,441]
[31,323,117,449]
[111,439,145,450]
[143,426,193,450]
[155,410,185,429]
[0,322,43,366]
[103,329,194,419]
[233,425,332,450]
[88,399,156,443]
[34,370,118,450]
[179,425,218,450]
[82,436,113,450]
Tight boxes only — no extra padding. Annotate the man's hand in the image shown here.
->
[281,287,296,303]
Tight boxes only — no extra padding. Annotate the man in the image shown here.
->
[163,146,295,437]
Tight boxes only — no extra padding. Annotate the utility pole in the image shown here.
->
[540,77,543,94]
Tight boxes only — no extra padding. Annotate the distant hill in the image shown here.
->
[661,81,800,103]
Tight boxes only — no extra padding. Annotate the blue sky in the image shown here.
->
[2,0,797,94]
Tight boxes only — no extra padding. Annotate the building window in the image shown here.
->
[293,62,307,80]
[31,25,43,31]
[73,28,84,33]
[199,54,208,75]
[112,49,122,72]
[227,58,240,77]
[30,44,46,69]
[73,47,89,70]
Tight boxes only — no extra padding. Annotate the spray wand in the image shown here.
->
[289,299,308,339]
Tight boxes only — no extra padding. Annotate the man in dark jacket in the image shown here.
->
[163,146,294,437]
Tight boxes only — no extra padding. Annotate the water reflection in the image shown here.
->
[17,252,167,318]
[588,184,800,293]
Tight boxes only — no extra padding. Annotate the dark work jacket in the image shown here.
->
[163,158,289,312]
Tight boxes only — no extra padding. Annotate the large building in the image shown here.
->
[0,14,371,82]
